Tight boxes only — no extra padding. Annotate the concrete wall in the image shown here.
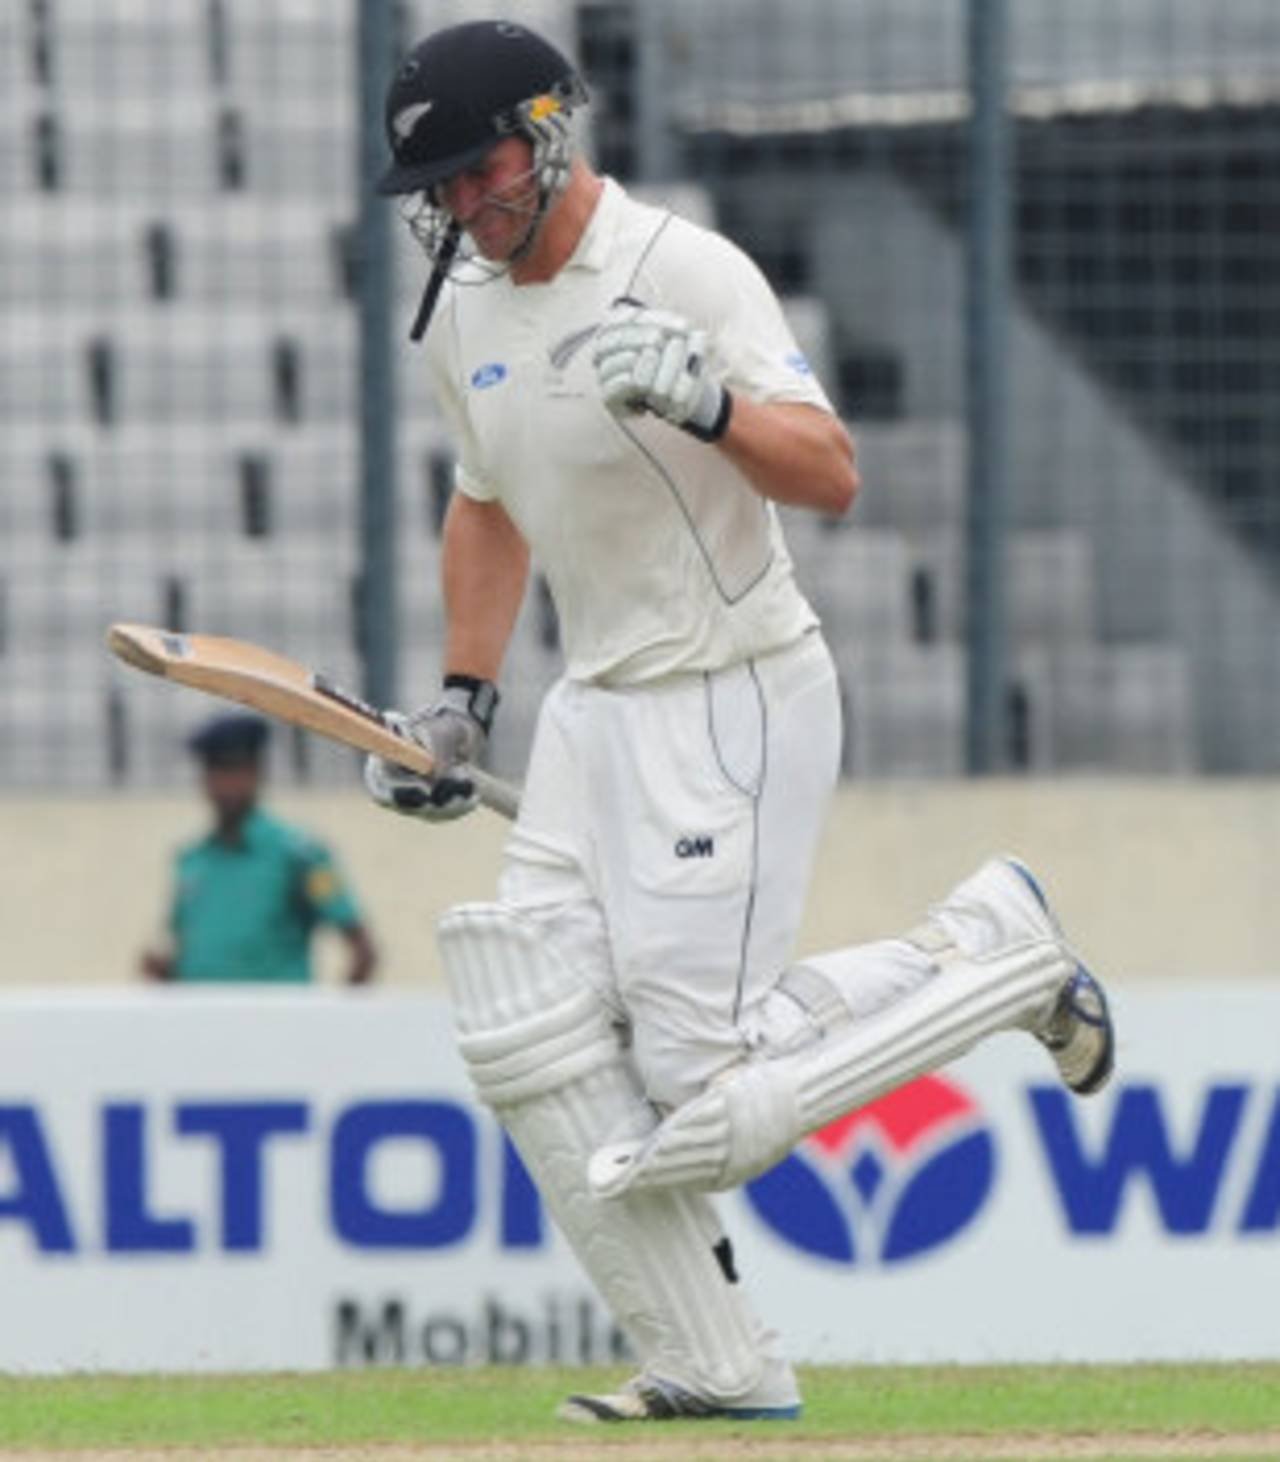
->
[2,780,1277,988]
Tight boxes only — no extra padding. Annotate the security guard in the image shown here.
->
[141,713,376,985]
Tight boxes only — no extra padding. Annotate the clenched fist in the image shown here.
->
[593,299,732,442]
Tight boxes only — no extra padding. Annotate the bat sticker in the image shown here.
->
[312,673,393,730]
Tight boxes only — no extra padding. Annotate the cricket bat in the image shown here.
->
[106,623,521,821]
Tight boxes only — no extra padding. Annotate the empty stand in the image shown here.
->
[0,0,1215,785]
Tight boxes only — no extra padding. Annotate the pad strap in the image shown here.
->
[903,920,966,968]
[774,963,851,1037]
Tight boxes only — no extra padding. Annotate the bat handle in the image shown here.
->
[466,765,522,822]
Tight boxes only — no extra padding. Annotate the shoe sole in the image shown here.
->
[1062,964,1116,1095]
[559,1397,801,1424]
[728,1405,803,1419]
[1004,857,1115,1096]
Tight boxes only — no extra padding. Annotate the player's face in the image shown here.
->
[435,138,540,260]
[203,761,260,825]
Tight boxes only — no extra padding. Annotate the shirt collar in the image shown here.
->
[560,175,622,275]
[206,806,268,852]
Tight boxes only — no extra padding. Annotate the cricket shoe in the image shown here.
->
[931,855,1114,1096]
[1035,961,1115,1095]
[925,854,1064,955]
[558,1373,801,1424]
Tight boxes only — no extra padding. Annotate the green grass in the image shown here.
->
[0,1363,1276,1451]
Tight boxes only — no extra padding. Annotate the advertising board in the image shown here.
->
[0,986,1275,1370]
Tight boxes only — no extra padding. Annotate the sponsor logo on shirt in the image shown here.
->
[675,835,715,859]
[470,363,508,390]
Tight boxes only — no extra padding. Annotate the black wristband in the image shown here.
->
[682,387,734,444]
[443,673,500,736]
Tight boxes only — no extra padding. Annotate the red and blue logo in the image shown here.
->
[742,1075,996,1265]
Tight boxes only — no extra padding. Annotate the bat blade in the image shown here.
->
[105,623,521,820]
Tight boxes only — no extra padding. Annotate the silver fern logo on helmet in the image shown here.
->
[393,100,434,144]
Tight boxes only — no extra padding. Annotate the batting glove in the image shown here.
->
[363,676,499,823]
[592,298,733,443]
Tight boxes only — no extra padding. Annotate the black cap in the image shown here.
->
[187,713,270,767]
[377,20,584,197]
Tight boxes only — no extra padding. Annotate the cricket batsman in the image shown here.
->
[366,19,1114,1423]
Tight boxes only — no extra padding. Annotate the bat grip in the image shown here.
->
[465,765,522,822]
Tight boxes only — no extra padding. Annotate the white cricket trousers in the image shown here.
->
[498,630,843,1108]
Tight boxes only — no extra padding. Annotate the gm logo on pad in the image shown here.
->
[470,362,508,390]
[743,1075,995,1265]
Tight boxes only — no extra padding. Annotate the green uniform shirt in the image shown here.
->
[170,808,361,984]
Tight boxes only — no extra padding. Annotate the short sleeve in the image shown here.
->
[170,846,198,936]
[424,289,501,503]
[637,221,835,414]
[298,845,361,929]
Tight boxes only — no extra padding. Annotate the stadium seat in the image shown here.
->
[833,644,966,777]
[848,420,967,533]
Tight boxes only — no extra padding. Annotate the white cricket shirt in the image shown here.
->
[424,177,835,686]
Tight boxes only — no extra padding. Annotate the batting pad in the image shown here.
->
[437,902,797,1409]
[590,933,1074,1197]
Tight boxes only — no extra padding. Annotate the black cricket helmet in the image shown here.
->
[378,19,587,197]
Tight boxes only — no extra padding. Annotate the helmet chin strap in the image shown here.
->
[408,220,462,343]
